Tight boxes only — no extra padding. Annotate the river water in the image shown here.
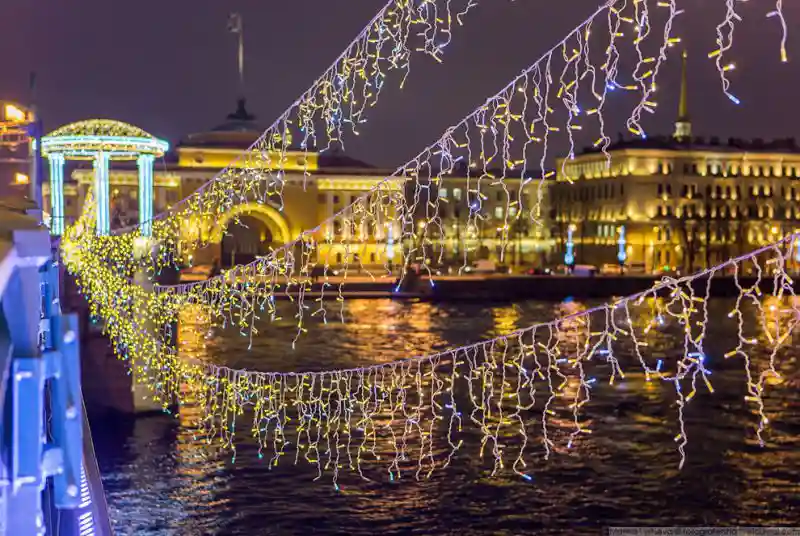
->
[92,299,800,535]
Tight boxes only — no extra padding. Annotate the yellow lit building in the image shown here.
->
[51,99,552,269]
[547,52,800,273]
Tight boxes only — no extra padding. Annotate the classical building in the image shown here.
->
[547,51,800,273]
[47,99,552,269]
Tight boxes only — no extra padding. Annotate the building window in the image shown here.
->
[453,188,462,201]
[336,253,343,264]
[439,188,448,199]
[333,195,340,204]
[494,207,504,219]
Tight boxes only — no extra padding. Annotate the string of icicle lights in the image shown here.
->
[712,0,789,105]
[70,0,793,351]
[64,207,798,486]
[105,0,482,245]
[84,0,790,278]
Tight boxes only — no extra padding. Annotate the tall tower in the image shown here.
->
[674,50,692,140]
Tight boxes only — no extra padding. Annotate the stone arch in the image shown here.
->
[210,202,292,267]
[210,202,291,245]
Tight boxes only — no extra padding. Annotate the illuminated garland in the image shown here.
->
[78,0,667,272]
[712,0,789,105]
[65,208,798,485]
[80,0,790,276]
[97,0,483,249]
[74,0,681,332]
[66,0,794,354]
[61,0,796,486]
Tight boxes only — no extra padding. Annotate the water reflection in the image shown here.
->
[95,299,800,535]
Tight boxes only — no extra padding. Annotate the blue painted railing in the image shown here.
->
[0,224,112,535]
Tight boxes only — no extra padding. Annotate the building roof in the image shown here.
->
[179,99,265,150]
[579,135,800,156]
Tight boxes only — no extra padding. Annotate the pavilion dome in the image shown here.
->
[42,119,169,160]
[47,119,157,140]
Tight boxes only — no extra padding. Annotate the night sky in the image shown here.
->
[1,0,798,168]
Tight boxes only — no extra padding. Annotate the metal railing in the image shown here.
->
[0,225,113,535]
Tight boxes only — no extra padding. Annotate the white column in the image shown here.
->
[137,154,155,237]
[48,153,66,235]
[94,152,110,235]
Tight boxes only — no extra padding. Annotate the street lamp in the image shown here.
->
[565,224,576,272]
[617,225,627,274]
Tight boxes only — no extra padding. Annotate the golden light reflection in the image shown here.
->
[491,305,520,336]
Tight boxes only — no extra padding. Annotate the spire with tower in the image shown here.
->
[674,49,692,140]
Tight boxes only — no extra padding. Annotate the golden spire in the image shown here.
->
[674,49,692,140]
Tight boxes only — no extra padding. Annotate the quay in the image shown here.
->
[209,273,795,302]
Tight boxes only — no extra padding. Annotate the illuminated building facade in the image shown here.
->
[49,100,552,268]
[547,52,800,273]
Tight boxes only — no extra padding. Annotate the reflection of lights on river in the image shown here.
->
[491,304,520,335]
[173,305,232,523]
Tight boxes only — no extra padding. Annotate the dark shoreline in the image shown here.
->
[238,274,793,302]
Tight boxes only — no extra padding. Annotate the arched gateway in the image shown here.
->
[211,202,291,267]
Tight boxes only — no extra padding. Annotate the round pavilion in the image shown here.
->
[41,119,168,236]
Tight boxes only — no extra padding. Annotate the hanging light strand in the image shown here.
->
[65,210,798,485]
[107,0,481,242]
[67,0,794,352]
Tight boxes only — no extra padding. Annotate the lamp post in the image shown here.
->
[617,225,627,275]
[565,224,576,273]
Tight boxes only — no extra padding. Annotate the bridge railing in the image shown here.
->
[0,207,112,535]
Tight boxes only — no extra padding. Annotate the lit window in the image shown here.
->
[494,207,504,219]
[439,188,448,198]
[453,188,462,200]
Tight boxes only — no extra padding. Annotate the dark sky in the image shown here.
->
[1,0,798,167]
